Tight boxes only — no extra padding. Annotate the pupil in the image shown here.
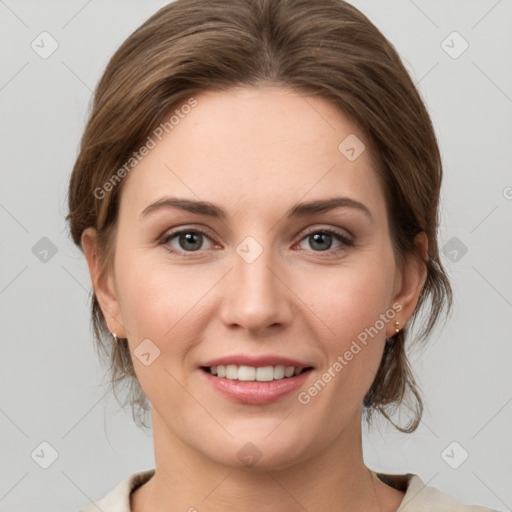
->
[177,232,332,252]
[181,232,202,251]
[311,233,331,251]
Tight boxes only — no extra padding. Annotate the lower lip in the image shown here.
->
[200,368,312,405]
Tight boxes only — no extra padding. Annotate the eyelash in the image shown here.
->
[158,226,354,258]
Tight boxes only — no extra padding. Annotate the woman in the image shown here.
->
[67,0,498,510]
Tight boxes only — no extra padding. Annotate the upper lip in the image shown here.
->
[201,355,313,370]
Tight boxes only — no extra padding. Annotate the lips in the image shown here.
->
[203,364,309,382]
[199,355,314,404]
[200,355,313,381]
[201,355,312,369]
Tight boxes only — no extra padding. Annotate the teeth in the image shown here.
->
[273,365,285,379]
[256,366,274,381]
[226,364,238,379]
[207,364,306,381]
[238,365,256,381]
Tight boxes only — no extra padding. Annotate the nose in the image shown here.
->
[218,243,294,334]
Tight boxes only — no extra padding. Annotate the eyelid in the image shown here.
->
[159,223,354,255]
[159,225,216,250]
[298,225,354,243]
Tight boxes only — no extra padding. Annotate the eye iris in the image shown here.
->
[171,230,341,253]
[180,232,202,251]
[310,232,332,251]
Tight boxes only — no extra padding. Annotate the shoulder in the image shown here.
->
[77,468,155,512]
[77,469,500,512]
[377,472,500,512]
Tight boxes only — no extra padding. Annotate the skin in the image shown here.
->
[82,86,427,512]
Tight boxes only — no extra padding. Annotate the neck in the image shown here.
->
[131,409,403,512]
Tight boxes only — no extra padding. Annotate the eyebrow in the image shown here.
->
[140,196,373,222]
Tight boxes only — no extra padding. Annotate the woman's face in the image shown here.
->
[88,86,423,470]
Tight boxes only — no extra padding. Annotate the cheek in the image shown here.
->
[114,248,224,385]
[300,248,395,390]
[115,255,208,400]
[114,245,198,345]
[302,255,395,341]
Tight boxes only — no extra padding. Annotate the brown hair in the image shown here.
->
[66,0,452,432]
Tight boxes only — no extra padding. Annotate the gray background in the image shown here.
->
[1,1,511,511]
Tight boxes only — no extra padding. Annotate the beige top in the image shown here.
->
[78,469,499,511]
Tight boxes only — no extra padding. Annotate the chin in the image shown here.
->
[203,429,315,472]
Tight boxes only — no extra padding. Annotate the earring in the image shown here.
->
[112,332,118,343]
[394,321,401,334]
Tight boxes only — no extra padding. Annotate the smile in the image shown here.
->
[201,364,313,382]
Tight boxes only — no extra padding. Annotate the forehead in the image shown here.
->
[119,86,386,221]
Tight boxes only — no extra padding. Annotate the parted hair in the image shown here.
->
[66,0,452,432]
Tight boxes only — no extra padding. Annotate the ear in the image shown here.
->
[81,227,128,338]
[387,232,428,338]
